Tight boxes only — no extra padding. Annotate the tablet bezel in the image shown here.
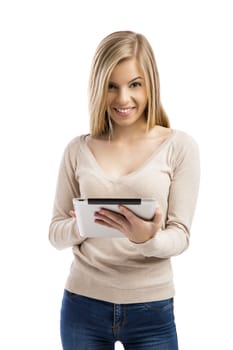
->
[72,198,158,238]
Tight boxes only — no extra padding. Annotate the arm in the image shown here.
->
[135,134,200,258]
[48,139,85,250]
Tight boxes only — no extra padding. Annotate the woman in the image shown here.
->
[49,30,200,349]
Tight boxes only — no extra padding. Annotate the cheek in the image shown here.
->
[137,95,148,109]
[106,95,114,108]
[134,89,147,104]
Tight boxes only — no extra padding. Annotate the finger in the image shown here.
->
[97,209,125,223]
[69,210,76,218]
[94,216,123,232]
[118,205,136,221]
[94,210,126,231]
[94,219,116,228]
[152,207,163,224]
[94,211,122,227]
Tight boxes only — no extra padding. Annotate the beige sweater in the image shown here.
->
[49,129,200,303]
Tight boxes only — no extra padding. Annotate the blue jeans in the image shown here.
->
[60,290,178,349]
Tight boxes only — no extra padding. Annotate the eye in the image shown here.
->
[130,81,142,88]
[108,83,117,91]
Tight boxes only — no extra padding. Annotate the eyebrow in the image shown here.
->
[109,76,144,85]
[128,76,144,83]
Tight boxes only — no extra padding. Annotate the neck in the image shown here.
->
[110,121,149,142]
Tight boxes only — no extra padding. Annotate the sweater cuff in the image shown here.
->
[132,230,167,257]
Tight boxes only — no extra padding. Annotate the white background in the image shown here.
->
[0,0,232,349]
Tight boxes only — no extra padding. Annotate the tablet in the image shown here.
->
[72,198,158,238]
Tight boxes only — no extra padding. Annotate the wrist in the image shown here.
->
[130,235,155,244]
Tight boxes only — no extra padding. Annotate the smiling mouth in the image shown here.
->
[114,107,135,115]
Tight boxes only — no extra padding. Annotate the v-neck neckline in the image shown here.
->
[81,129,176,181]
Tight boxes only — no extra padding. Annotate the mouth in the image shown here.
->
[113,107,135,116]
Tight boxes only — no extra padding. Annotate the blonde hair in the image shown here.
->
[88,31,170,136]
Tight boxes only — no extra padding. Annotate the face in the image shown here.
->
[106,58,148,129]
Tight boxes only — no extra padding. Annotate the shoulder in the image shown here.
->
[169,129,200,166]
[171,129,199,152]
[64,134,88,154]
[62,134,89,167]
[172,129,198,144]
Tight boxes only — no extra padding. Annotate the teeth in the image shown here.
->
[116,108,131,113]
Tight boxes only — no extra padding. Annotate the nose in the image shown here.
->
[115,87,130,105]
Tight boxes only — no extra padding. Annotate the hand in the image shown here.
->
[69,210,76,218]
[94,206,163,243]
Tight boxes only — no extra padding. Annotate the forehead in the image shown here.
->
[109,58,144,83]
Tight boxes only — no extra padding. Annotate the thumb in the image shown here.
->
[69,210,76,218]
[153,207,163,225]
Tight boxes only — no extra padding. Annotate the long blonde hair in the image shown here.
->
[88,31,170,136]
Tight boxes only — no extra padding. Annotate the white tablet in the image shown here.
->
[72,198,158,238]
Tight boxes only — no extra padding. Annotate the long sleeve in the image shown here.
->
[49,138,85,250]
[51,130,200,303]
[135,133,200,258]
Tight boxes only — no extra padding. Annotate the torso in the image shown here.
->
[86,126,172,177]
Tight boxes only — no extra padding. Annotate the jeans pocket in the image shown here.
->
[141,298,175,326]
[143,298,173,312]
[64,290,77,299]
[61,290,87,325]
